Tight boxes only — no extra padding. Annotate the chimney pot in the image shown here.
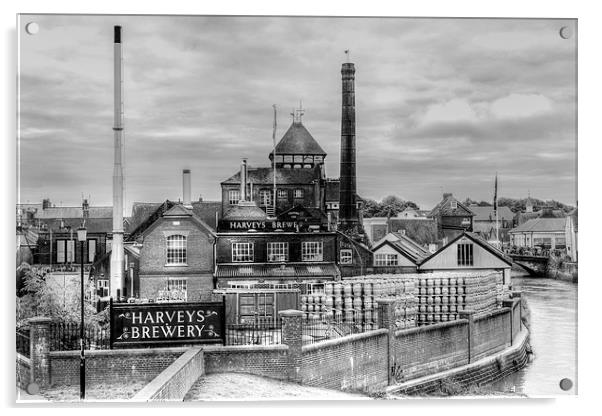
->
[183,169,192,208]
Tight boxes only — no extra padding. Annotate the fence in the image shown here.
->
[16,327,31,357]
[225,320,282,346]
[301,314,377,345]
[48,322,111,351]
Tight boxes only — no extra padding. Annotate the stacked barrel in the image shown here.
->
[416,271,502,325]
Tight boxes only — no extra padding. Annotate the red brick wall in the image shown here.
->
[48,348,186,386]
[473,309,511,360]
[300,330,389,392]
[202,345,290,380]
[393,320,470,382]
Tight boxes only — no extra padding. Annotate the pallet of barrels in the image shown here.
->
[416,271,504,326]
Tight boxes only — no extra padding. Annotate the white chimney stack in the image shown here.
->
[240,158,248,202]
[110,25,125,298]
[183,169,192,208]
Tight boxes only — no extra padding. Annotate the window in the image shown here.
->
[166,235,187,265]
[461,217,471,225]
[294,189,304,199]
[303,155,314,163]
[374,253,398,266]
[87,239,97,262]
[267,242,288,262]
[314,156,323,163]
[450,200,458,209]
[66,240,75,262]
[293,155,303,163]
[555,237,566,248]
[159,278,187,302]
[232,242,254,262]
[340,249,353,264]
[277,189,288,199]
[57,240,66,263]
[283,155,293,163]
[457,243,474,266]
[259,190,272,207]
[302,241,323,261]
[228,190,240,205]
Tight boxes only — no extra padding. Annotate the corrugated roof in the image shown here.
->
[35,206,113,219]
[509,217,566,233]
[222,166,321,185]
[215,263,338,278]
[269,121,326,156]
[469,206,514,222]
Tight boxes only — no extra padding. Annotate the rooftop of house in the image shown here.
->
[428,193,474,218]
[269,121,326,157]
[32,206,113,219]
[222,165,322,186]
[469,206,514,222]
[223,201,269,221]
[509,217,567,233]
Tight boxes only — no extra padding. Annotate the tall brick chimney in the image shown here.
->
[182,169,192,208]
[338,62,358,231]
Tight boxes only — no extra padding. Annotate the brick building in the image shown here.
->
[428,193,475,241]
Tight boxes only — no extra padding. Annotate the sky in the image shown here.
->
[17,15,577,212]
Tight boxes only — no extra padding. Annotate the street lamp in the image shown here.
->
[77,225,87,400]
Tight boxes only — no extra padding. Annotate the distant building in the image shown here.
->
[362,217,439,247]
[509,215,571,252]
[428,193,475,241]
[469,205,515,243]
[370,232,430,273]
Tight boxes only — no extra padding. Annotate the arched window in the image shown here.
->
[167,234,187,265]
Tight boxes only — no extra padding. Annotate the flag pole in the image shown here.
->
[272,104,277,218]
[495,173,499,248]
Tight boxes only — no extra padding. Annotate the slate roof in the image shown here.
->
[386,219,439,245]
[509,217,567,233]
[428,194,474,217]
[38,217,113,234]
[373,232,430,264]
[191,201,221,231]
[469,206,514,222]
[223,201,269,221]
[269,121,326,157]
[34,206,113,219]
[222,166,321,186]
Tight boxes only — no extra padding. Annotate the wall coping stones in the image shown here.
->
[203,344,288,353]
[474,307,511,322]
[394,319,469,338]
[49,346,189,358]
[302,329,388,353]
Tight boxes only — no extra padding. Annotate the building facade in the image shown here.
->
[428,193,475,241]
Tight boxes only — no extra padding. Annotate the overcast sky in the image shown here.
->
[17,15,577,212]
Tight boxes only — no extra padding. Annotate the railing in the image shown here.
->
[16,327,31,357]
[49,322,111,351]
[225,319,282,346]
[301,314,376,345]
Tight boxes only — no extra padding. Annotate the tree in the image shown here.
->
[361,195,420,218]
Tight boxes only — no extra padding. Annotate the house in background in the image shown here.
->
[428,193,475,241]
[363,215,439,247]
[369,232,430,273]
[509,208,574,255]
[469,205,515,244]
[418,231,513,285]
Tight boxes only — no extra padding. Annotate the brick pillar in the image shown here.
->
[28,317,52,388]
[459,310,475,364]
[279,309,303,384]
[502,299,515,345]
[376,298,396,385]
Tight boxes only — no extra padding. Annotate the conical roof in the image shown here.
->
[270,121,326,157]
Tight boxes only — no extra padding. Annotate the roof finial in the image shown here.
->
[293,100,305,123]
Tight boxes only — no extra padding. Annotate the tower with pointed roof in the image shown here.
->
[268,104,327,176]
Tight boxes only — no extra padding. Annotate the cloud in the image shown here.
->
[490,93,553,119]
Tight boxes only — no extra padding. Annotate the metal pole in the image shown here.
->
[80,240,86,400]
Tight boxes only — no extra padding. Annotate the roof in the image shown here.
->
[469,206,514,222]
[278,205,327,223]
[215,263,338,278]
[373,232,430,264]
[34,206,113,219]
[126,201,176,240]
[223,201,268,221]
[191,201,221,231]
[386,218,439,245]
[420,231,513,266]
[428,194,474,218]
[269,121,326,156]
[222,166,321,186]
[17,228,39,247]
[37,217,113,234]
[509,217,567,233]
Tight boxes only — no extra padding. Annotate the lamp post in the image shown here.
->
[77,225,87,400]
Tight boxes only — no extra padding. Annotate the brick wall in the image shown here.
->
[202,345,290,380]
[300,330,389,392]
[139,274,213,301]
[393,320,470,382]
[16,354,31,390]
[48,347,186,386]
[472,309,511,360]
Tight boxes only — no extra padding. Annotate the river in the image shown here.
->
[489,272,578,396]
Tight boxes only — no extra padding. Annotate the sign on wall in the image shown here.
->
[110,301,225,348]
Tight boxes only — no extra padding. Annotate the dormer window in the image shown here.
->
[450,200,458,209]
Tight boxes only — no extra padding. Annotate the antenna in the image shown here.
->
[344,49,350,62]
